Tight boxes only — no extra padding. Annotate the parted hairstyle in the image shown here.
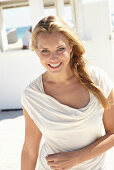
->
[30,15,110,109]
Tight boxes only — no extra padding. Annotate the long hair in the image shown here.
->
[30,15,110,109]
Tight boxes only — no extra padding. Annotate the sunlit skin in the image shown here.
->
[36,32,74,84]
[21,31,114,170]
[35,32,114,170]
[36,31,91,112]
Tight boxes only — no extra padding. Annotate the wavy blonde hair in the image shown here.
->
[30,15,110,109]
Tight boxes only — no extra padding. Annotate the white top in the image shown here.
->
[21,66,113,170]
[22,30,31,48]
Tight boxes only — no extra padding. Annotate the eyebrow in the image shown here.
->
[39,45,65,50]
[57,45,65,47]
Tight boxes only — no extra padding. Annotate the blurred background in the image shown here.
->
[0,0,114,110]
[0,0,114,170]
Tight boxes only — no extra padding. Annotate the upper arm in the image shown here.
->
[22,106,42,156]
[103,89,114,134]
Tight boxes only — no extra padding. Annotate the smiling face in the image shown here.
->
[36,32,72,75]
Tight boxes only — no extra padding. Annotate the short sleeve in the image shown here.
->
[88,66,114,99]
[21,87,35,121]
[21,86,43,133]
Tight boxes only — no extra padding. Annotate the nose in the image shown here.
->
[50,53,58,60]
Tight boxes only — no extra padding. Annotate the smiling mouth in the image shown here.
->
[48,62,62,69]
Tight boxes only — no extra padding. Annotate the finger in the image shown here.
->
[51,167,67,170]
[50,166,58,169]
[47,161,56,166]
[46,154,57,161]
[50,167,65,170]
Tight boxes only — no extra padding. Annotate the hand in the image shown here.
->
[45,151,81,170]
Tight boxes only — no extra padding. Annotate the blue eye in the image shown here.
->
[41,49,49,53]
[58,47,65,51]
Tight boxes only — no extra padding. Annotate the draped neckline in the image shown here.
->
[37,74,93,112]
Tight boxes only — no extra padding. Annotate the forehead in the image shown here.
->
[37,32,69,48]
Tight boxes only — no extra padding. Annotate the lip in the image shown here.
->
[48,62,62,69]
[48,62,61,65]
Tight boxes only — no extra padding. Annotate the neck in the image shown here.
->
[43,69,76,85]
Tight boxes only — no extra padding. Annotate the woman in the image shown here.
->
[21,16,114,170]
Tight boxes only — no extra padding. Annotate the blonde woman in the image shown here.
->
[21,16,114,170]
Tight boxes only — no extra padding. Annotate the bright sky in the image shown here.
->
[3,6,73,29]
[3,6,67,28]
[3,1,114,29]
[3,6,72,28]
[3,7,32,28]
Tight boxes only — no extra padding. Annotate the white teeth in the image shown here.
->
[49,63,61,67]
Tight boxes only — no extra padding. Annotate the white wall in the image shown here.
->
[110,0,114,14]
[0,50,45,110]
[84,40,114,80]
[83,0,112,40]
[82,0,114,79]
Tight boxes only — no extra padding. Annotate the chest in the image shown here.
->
[43,81,90,109]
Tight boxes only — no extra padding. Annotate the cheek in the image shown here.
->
[39,57,48,64]
[60,51,70,60]
[38,53,49,62]
[39,58,49,69]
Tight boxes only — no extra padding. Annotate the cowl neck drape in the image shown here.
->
[21,66,113,170]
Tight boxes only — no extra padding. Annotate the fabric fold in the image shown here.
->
[21,66,113,170]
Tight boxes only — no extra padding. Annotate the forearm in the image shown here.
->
[75,133,114,164]
[21,148,38,170]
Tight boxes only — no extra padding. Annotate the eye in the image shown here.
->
[41,49,49,53]
[58,47,65,51]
